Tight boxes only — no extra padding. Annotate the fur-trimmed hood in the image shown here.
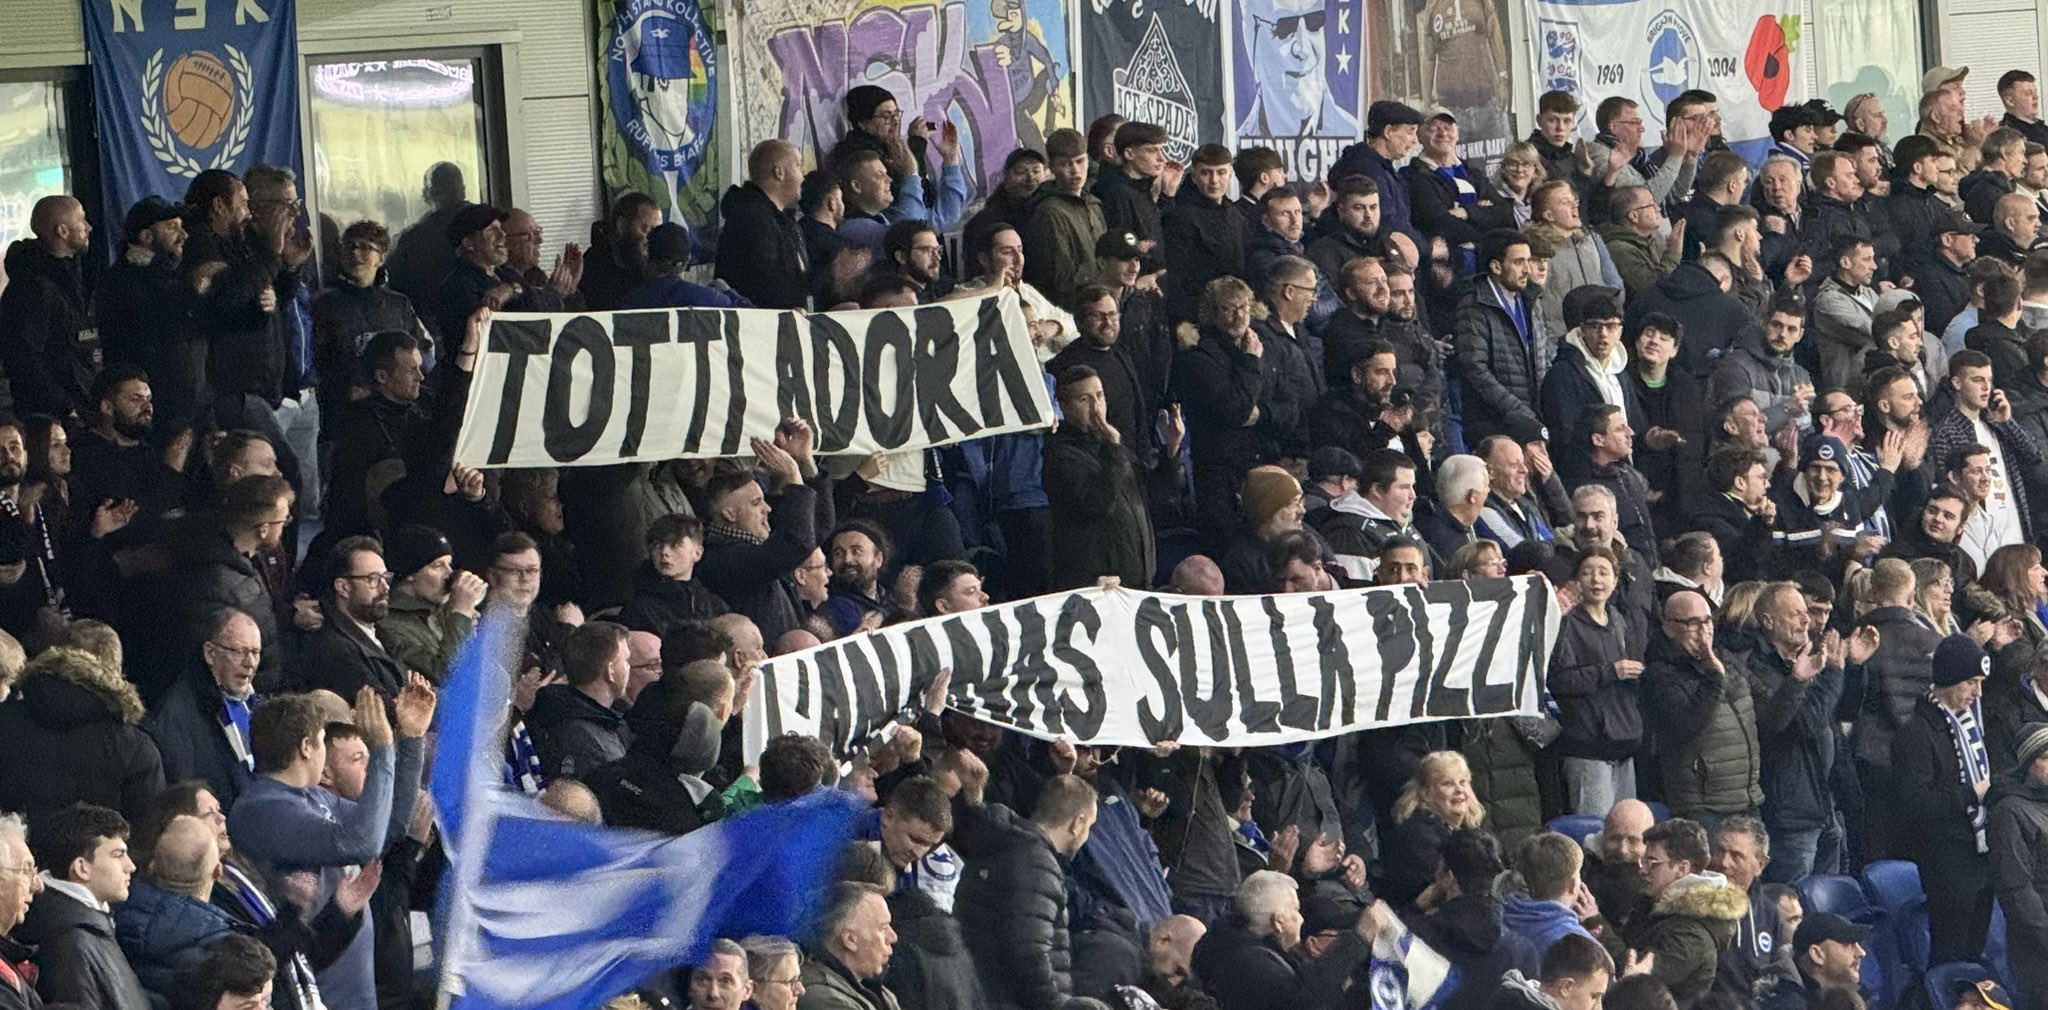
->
[1651,871,1750,922]
[17,646,145,727]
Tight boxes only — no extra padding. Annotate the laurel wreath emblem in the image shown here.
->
[139,44,257,179]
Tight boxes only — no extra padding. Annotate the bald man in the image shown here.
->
[119,814,236,1009]
[1148,914,1206,987]
[148,814,222,898]
[502,207,584,305]
[715,139,811,308]
[0,194,95,417]
[1583,798,1656,929]
[1169,556,1225,596]
[1984,191,2044,265]
[625,630,663,705]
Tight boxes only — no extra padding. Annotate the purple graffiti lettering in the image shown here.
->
[765,2,1028,198]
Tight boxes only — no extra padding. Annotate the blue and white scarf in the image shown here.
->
[1937,693,1992,852]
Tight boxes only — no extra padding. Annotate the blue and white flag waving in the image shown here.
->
[433,609,863,1010]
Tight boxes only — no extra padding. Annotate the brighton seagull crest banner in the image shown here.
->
[83,0,305,241]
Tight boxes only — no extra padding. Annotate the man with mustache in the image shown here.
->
[70,364,186,537]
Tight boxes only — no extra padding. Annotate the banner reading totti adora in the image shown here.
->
[84,0,305,246]
[452,292,1053,468]
[744,575,1561,761]
[1532,0,1807,159]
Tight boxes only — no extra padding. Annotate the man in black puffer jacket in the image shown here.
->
[0,195,93,419]
[1456,230,1547,447]
[1626,259,1762,380]
[952,774,1097,1010]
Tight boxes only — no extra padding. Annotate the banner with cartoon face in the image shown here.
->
[83,0,304,246]
[727,0,1075,201]
[595,0,723,229]
[1226,0,1364,180]
[1532,0,1807,160]
[1080,0,1227,165]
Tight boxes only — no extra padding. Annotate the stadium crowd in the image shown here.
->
[7,52,2048,1010]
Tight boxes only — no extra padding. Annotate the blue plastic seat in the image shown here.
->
[1861,859,1925,915]
[1646,801,1671,822]
[1924,962,1994,1010]
[1985,903,2010,987]
[1799,873,1876,920]
[1545,814,1604,847]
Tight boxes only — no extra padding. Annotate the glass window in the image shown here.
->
[306,52,496,233]
[0,80,71,291]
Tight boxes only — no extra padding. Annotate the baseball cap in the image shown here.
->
[1368,100,1425,135]
[1094,230,1143,261]
[1801,98,1844,126]
[124,195,186,241]
[447,203,508,247]
[1936,207,1988,237]
[1793,913,1871,957]
[1425,106,1458,124]
[1922,66,1969,94]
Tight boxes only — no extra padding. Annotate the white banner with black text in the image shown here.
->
[744,575,1561,760]
[454,292,1053,467]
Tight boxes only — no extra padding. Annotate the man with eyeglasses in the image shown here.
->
[0,812,38,1005]
[1587,96,1700,210]
[1048,285,1149,451]
[307,537,408,703]
[145,609,268,809]
[1621,818,1750,1007]
[1814,386,1902,542]
[1599,186,1683,301]
[1642,590,1765,829]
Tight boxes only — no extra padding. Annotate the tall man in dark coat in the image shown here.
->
[953,775,1097,1010]
[714,140,810,309]
[1456,230,1546,446]
[1893,635,1998,965]
[1043,365,1184,590]
[0,195,93,419]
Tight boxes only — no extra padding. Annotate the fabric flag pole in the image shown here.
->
[432,608,865,1010]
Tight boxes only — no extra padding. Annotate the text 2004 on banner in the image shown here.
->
[453,292,1052,467]
[743,575,1562,760]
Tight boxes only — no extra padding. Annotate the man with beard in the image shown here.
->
[0,419,60,643]
[0,194,94,419]
[820,520,902,636]
[1091,232,1174,413]
[432,204,526,342]
[579,192,663,311]
[1583,798,1655,940]
[877,220,947,299]
[376,525,486,684]
[100,197,205,433]
[1306,341,1428,473]
[1320,257,1392,390]
[70,363,186,534]
[306,536,408,701]
[1308,177,1403,283]
[1046,286,1151,451]
[1862,365,1934,524]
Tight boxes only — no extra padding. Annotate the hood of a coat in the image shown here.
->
[1655,262,1724,301]
[525,682,624,733]
[18,645,144,727]
[1651,871,1749,921]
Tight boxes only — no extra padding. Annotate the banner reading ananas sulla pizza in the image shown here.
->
[83,0,304,244]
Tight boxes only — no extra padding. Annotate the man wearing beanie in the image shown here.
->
[1219,466,1326,593]
[1893,634,1997,963]
[378,524,487,684]
[1989,720,2048,1009]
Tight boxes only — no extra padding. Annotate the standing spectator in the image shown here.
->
[1803,151,1885,280]
[181,172,292,459]
[1021,128,1104,307]
[1691,449,1779,585]
[799,883,902,1010]
[1643,590,1772,827]
[1600,187,1683,301]
[1046,285,1152,452]
[99,197,201,433]
[584,666,729,835]
[1965,128,2029,225]
[1621,818,1747,1010]
[303,538,407,704]
[1486,935,1612,1010]
[0,195,93,419]
[1627,257,1761,380]
[1706,817,1797,1004]
[1711,297,1816,438]
[501,208,583,309]
[697,429,825,644]
[1988,722,2048,1010]
[143,610,263,810]
[578,193,662,310]
[69,367,188,535]
[1251,253,1326,412]
[1456,230,1547,446]
[1542,289,1641,480]
[383,162,466,322]
[1161,144,1248,324]
[1999,71,2048,148]
[228,685,432,1010]
[1968,268,2031,387]
[0,646,162,828]
[1893,635,1997,963]
[619,515,729,637]
[1333,100,1425,249]
[1177,278,1294,537]
[1549,546,1646,814]
[1981,192,2042,267]
[309,220,426,430]
[1092,122,1174,257]
[715,140,810,310]
[624,224,754,309]
[113,814,234,1006]
[966,148,1049,240]
[1929,350,2043,546]
[1811,238,1881,390]
[527,621,635,779]
[16,803,148,1010]
[1308,177,1401,285]
[1988,645,2048,775]
[1043,366,1183,589]
[953,775,1096,1010]
[1527,181,1625,340]
[377,525,486,685]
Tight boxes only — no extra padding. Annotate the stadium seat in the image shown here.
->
[1646,801,1671,822]
[1924,961,1994,1010]
[1861,860,1925,914]
[1545,814,1603,847]
[1986,903,2010,987]
[1798,873,1876,921]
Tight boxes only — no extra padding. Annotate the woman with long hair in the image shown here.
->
[1548,546,1645,814]
[1912,559,1961,636]
[1382,750,1487,908]
[1979,544,2048,683]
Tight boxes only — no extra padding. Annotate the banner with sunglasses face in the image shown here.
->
[1226,0,1363,180]
[743,575,1560,761]
[1081,0,1228,165]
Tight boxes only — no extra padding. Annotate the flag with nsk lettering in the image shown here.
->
[743,575,1561,762]
[452,293,1053,467]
